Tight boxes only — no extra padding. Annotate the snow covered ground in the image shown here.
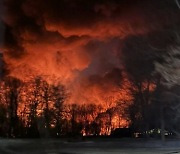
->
[0,138,180,154]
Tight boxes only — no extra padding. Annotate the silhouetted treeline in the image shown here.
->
[0,76,129,138]
[0,75,179,139]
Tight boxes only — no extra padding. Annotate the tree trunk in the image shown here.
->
[160,105,165,142]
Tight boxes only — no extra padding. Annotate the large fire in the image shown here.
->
[0,0,172,136]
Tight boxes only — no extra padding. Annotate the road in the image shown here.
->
[0,138,180,154]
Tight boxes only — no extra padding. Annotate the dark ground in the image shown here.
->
[0,138,180,154]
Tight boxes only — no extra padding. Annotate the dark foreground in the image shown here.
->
[0,138,180,154]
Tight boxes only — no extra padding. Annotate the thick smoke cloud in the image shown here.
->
[1,0,180,104]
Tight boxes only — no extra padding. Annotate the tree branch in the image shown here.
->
[175,0,180,9]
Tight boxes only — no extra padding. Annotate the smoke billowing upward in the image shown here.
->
[0,0,180,104]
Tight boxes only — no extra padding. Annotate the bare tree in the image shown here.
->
[154,46,180,88]
[52,84,66,137]
[153,39,180,140]
[26,77,42,137]
[4,77,21,137]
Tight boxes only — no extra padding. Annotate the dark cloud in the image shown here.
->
[2,0,179,56]
[1,0,180,103]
